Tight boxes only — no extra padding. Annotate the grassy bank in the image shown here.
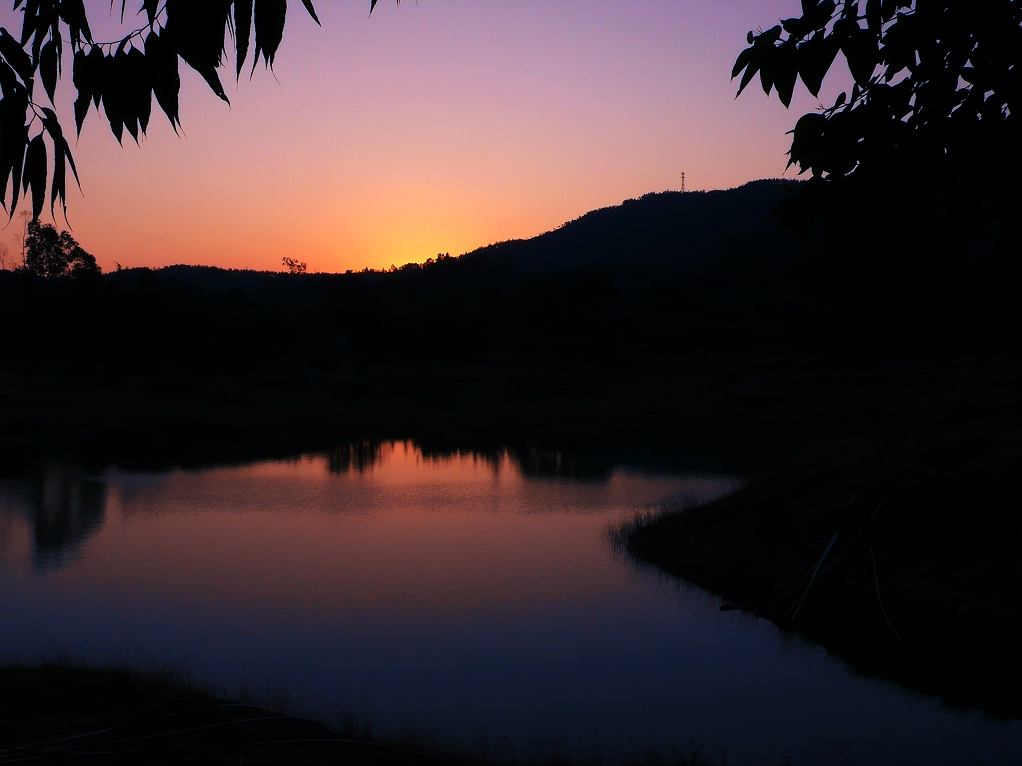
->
[0,664,713,766]
[625,421,1022,717]
[1,663,402,765]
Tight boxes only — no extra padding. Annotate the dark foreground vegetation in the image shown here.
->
[0,664,710,766]
[2,664,404,766]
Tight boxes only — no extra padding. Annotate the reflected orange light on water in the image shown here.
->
[4,450,1013,762]
[62,443,718,621]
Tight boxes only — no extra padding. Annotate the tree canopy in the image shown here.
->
[0,1,391,221]
[733,0,1021,246]
[735,0,1021,330]
[734,0,1021,180]
[22,218,99,278]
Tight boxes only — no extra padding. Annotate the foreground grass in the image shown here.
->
[1,663,411,766]
[625,430,1022,718]
[0,664,715,766]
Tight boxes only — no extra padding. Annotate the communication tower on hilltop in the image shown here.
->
[681,172,686,193]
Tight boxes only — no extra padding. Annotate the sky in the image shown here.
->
[3,1,845,273]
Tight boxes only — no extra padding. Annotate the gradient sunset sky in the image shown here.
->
[5,1,844,273]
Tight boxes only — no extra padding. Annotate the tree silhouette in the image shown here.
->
[733,1,1021,251]
[21,219,99,278]
[0,1,394,221]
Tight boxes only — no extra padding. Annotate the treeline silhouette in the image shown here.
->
[3,183,813,376]
[1,179,1019,468]
[3,185,1017,373]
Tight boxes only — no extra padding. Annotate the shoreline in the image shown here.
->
[0,663,711,766]
[1,662,447,766]
[624,435,1022,719]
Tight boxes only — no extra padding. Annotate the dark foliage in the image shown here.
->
[21,219,99,279]
[734,1,1021,265]
[0,1,395,221]
[1,664,504,766]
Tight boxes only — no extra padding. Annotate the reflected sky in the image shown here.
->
[1,443,1019,765]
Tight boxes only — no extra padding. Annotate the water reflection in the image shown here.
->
[0,465,105,571]
[513,448,614,481]
[1,443,1020,765]
[326,440,382,474]
[0,443,652,567]
[326,441,615,482]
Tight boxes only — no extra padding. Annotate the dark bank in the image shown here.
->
[4,663,718,766]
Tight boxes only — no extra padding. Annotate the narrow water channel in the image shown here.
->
[1,442,1019,765]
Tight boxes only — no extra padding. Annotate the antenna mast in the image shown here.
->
[681,172,686,193]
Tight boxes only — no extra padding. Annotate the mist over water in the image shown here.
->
[2,442,1020,765]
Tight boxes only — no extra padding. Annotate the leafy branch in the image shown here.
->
[0,0,394,222]
[733,0,1021,187]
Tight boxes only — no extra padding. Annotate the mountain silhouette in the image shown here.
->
[464,179,796,275]
[102,179,796,293]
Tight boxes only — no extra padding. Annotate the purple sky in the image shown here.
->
[4,1,844,272]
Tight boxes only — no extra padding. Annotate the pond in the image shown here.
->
[1,441,1019,765]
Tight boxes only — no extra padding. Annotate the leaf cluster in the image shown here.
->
[733,1,1021,195]
[0,1,392,222]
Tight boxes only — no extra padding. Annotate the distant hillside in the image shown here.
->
[464,179,797,274]
[106,264,279,294]
[105,179,796,291]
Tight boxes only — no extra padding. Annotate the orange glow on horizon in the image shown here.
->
[2,1,825,274]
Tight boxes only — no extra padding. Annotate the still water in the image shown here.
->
[1,442,1019,765]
